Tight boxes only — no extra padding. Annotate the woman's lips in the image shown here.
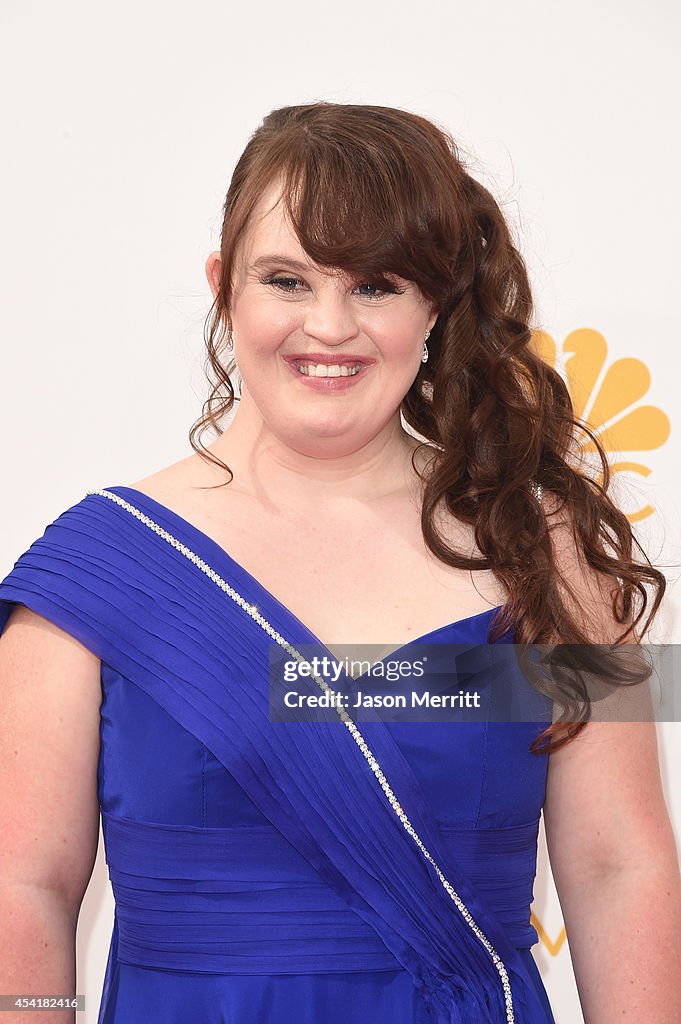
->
[283,355,371,390]
[284,353,374,366]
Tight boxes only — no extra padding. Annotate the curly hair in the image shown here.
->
[188,102,665,755]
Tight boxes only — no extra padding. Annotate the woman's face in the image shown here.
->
[206,180,437,459]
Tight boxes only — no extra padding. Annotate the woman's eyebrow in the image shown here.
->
[251,254,314,272]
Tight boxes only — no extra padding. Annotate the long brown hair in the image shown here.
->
[189,102,665,754]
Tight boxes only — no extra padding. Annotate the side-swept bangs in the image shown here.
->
[217,104,474,314]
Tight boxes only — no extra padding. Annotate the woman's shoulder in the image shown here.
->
[0,464,203,665]
[0,460,204,622]
[124,451,226,511]
[538,486,638,644]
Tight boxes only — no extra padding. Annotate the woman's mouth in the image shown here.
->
[294,361,362,377]
[283,355,372,390]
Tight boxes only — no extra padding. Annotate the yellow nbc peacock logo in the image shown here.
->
[529,327,671,524]
[527,326,670,957]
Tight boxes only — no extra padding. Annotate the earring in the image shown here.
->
[422,329,430,364]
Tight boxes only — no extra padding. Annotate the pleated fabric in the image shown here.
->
[0,486,556,1024]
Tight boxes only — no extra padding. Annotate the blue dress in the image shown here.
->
[0,485,556,1024]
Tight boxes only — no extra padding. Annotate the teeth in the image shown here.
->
[297,363,362,377]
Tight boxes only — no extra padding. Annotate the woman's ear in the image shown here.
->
[205,251,222,301]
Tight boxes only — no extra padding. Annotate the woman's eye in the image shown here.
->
[262,275,306,292]
[260,274,405,299]
[355,280,404,300]
[355,282,383,299]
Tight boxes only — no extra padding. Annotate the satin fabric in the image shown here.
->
[0,485,556,1023]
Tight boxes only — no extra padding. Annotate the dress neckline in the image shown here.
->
[102,484,506,665]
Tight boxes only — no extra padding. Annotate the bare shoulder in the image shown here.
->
[125,452,240,524]
[130,452,214,501]
[540,487,637,644]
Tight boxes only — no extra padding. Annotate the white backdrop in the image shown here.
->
[1,2,679,1021]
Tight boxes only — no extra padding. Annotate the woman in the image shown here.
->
[0,103,679,1024]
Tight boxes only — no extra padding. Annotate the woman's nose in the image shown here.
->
[302,290,360,345]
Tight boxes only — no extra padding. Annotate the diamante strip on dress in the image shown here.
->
[86,486,525,1023]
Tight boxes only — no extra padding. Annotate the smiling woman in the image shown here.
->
[0,102,679,1024]
[202,178,437,446]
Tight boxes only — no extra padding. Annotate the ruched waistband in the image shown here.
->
[102,811,540,974]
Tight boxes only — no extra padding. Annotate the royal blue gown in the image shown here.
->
[0,485,556,1024]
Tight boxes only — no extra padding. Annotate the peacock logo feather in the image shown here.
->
[529,327,670,523]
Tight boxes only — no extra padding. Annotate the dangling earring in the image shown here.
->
[422,329,430,364]
[226,328,242,394]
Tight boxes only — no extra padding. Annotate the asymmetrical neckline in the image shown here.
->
[105,484,505,666]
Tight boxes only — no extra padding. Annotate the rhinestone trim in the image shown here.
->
[86,487,515,1022]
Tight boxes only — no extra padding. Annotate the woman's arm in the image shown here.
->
[0,605,102,1024]
[544,719,681,1022]
[542,495,681,1022]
